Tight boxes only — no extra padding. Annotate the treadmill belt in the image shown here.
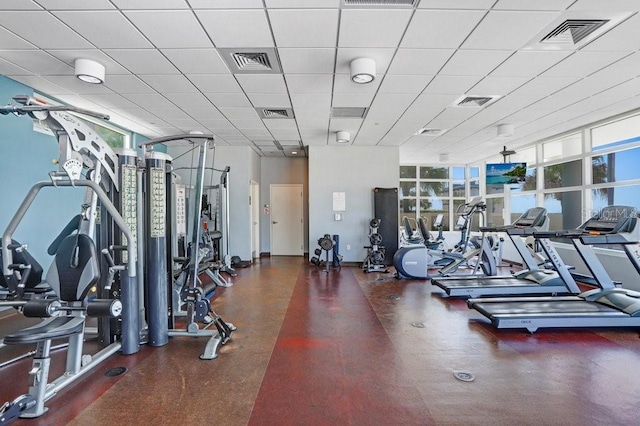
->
[472,300,628,318]
[433,277,536,289]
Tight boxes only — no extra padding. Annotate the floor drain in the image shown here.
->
[388,294,400,300]
[453,370,475,382]
[105,366,127,377]
[411,321,426,328]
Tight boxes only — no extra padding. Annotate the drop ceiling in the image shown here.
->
[1,0,640,163]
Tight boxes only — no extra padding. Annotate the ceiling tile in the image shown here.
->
[105,49,180,74]
[510,76,579,97]
[245,93,291,108]
[568,0,640,10]
[189,74,242,93]
[540,51,630,78]
[190,0,263,8]
[285,74,333,94]
[0,1,42,10]
[268,9,338,48]
[339,9,412,48]
[581,13,640,52]
[6,75,71,96]
[161,49,229,74]
[469,75,532,95]
[236,74,287,94]
[103,75,154,94]
[196,10,273,48]
[218,107,260,120]
[402,10,486,49]
[269,128,300,139]
[0,11,92,49]
[290,93,331,110]
[32,0,115,9]
[264,119,297,129]
[439,50,513,76]
[124,11,211,48]
[387,49,455,75]
[462,11,558,50]
[42,75,114,94]
[138,74,198,93]
[332,91,376,107]
[230,119,267,129]
[53,11,151,49]
[0,50,73,75]
[110,0,189,9]
[197,118,235,129]
[266,0,339,6]
[490,51,571,77]
[206,93,253,108]
[87,93,139,109]
[423,75,483,94]
[165,92,214,109]
[418,0,495,9]
[295,107,331,121]
[0,27,37,49]
[124,93,175,109]
[0,58,31,75]
[278,48,336,73]
[494,0,574,10]
[378,75,433,94]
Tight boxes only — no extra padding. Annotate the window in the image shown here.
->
[591,147,640,184]
[510,194,536,223]
[544,190,582,230]
[399,165,476,231]
[592,114,640,151]
[544,159,582,189]
[592,185,640,213]
[543,133,581,161]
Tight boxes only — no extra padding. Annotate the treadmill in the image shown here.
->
[432,207,581,298]
[467,205,640,333]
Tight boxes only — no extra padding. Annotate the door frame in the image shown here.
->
[250,180,260,259]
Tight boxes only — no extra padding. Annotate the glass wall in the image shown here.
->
[399,165,479,231]
[401,110,640,237]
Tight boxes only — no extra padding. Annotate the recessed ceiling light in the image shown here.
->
[291,151,298,155]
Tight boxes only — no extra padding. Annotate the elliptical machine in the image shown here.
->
[394,196,496,279]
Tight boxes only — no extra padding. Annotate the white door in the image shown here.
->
[270,184,303,256]
[250,180,260,259]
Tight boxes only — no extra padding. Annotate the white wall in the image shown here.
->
[308,146,399,263]
[260,157,309,254]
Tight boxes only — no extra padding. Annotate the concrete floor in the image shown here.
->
[1,257,640,425]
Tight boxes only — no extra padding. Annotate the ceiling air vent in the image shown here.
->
[232,52,272,71]
[453,95,500,108]
[416,128,447,136]
[256,108,295,119]
[219,48,282,74]
[331,107,368,118]
[342,0,419,7]
[541,19,609,45]
[523,13,632,51]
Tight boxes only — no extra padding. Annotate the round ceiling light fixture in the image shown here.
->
[350,58,376,84]
[75,58,105,84]
[336,131,351,144]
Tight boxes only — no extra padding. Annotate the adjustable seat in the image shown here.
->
[2,233,100,418]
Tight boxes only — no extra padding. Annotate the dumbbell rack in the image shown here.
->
[310,234,341,272]
[362,219,388,273]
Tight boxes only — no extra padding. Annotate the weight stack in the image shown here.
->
[373,188,398,265]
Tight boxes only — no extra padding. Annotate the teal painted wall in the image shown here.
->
[0,76,86,265]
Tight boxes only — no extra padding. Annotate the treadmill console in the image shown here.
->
[582,205,637,235]
[513,207,547,228]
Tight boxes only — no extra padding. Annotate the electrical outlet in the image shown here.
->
[346,244,351,250]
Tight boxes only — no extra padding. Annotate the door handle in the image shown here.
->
[272,221,278,224]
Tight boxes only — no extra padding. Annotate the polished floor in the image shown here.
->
[1,257,640,425]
